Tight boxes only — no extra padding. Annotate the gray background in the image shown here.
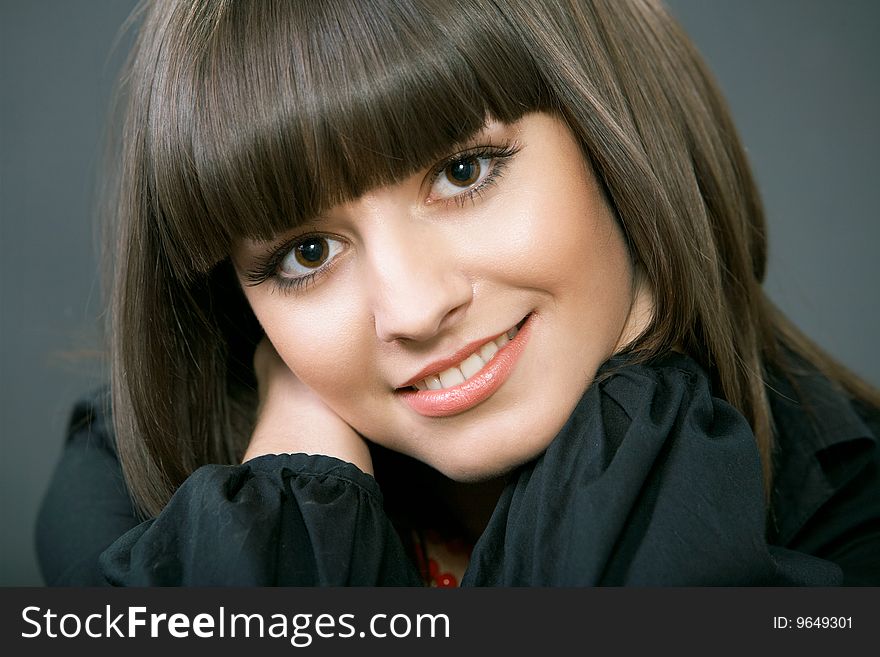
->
[1,1,877,586]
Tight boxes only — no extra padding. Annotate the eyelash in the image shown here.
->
[427,142,521,208]
[240,233,341,294]
[242,141,521,294]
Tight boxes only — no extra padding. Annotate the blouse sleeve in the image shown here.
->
[463,353,844,586]
[36,390,141,586]
[37,389,422,587]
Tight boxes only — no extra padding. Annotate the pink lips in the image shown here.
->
[397,314,533,417]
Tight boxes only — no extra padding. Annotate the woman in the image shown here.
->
[37,0,880,586]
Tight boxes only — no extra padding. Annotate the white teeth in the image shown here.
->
[479,341,498,361]
[439,367,465,387]
[412,321,522,391]
[460,353,485,379]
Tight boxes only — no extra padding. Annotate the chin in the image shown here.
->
[424,442,544,484]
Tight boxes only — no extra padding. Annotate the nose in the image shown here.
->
[367,226,473,343]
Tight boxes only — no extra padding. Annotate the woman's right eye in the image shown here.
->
[278,235,345,280]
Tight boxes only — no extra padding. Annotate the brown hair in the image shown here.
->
[104,0,879,517]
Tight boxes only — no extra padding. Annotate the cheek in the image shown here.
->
[244,287,370,393]
[476,165,631,302]
[549,199,634,337]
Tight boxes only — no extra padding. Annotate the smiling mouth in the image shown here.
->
[401,316,529,392]
[396,313,533,418]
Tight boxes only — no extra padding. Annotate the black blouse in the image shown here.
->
[36,350,880,586]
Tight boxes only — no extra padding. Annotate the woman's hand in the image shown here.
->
[243,337,374,475]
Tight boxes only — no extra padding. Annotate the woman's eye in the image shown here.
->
[278,236,344,279]
[431,155,492,199]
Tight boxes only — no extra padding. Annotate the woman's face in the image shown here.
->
[234,112,647,481]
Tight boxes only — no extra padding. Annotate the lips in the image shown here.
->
[410,324,520,391]
[397,313,533,417]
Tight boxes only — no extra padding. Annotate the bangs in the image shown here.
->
[141,0,551,277]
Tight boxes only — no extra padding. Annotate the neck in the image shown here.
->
[436,475,508,543]
[370,445,508,542]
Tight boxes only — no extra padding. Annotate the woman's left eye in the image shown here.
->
[429,154,493,201]
[426,142,520,205]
